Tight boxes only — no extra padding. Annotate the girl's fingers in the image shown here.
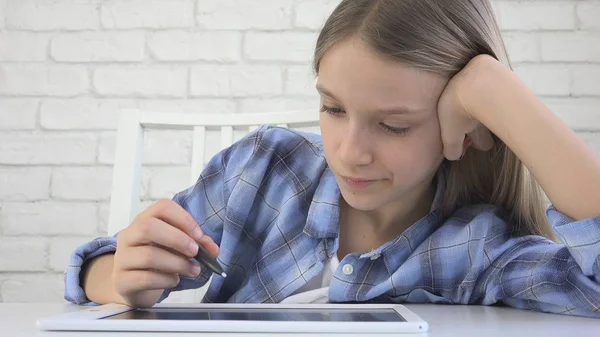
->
[124,200,220,258]
[440,116,493,160]
[125,217,200,258]
[198,235,220,258]
[118,245,201,278]
[116,270,180,294]
[441,127,465,161]
[144,199,204,242]
[439,108,468,160]
[467,125,495,151]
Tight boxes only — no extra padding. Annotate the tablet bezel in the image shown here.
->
[37,303,429,333]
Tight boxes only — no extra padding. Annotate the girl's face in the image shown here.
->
[318,37,449,212]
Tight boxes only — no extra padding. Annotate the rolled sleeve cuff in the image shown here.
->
[547,205,600,276]
[63,236,118,305]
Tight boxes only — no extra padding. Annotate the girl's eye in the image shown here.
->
[381,124,410,136]
[320,105,344,115]
[321,105,410,136]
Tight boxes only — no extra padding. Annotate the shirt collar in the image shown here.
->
[303,167,341,239]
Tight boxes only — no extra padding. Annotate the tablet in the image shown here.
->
[37,303,429,334]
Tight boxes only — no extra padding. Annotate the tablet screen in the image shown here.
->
[104,308,406,322]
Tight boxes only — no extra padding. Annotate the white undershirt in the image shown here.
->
[281,255,340,304]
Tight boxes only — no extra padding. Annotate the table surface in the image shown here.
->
[2,303,599,336]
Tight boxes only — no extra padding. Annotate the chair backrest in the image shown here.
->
[108,109,320,235]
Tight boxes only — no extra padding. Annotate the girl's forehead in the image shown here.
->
[318,39,448,108]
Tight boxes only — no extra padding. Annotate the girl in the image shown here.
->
[66,0,600,317]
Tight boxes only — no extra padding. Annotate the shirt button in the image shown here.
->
[370,254,381,260]
[342,264,354,275]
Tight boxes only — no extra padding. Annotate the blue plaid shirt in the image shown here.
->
[65,126,600,318]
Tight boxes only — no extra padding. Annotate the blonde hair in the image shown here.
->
[313,0,555,240]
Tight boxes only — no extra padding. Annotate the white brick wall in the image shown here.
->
[0,65,89,96]
[244,32,316,61]
[0,32,49,61]
[190,65,284,97]
[147,31,241,62]
[0,0,599,303]
[51,32,146,62]
[93,66,188,97]
[5,1,100,31]
[196,0,293,30]
[101,0,195,29]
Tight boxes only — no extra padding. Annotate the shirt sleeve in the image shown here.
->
[64,126,266,305]
[475,206,600,317]
[63,236,118,305]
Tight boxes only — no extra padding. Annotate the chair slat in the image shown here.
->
[140,110,319,128]
[221,126,234,148]
[191,126,206,184]
[108,110,144,236]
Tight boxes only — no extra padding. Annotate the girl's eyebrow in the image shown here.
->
[316,84,426,115]
[315,84,338,100]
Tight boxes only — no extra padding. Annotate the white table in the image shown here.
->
[2,303,599,336]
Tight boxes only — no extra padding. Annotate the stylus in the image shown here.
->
[194,243,227,278]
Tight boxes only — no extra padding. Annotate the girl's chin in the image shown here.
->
[340,190,386,212]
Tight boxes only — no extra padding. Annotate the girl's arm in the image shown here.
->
[461,55,600,221]
[65,127,264,305]
[81,253,131,305]
[433,55,600,317]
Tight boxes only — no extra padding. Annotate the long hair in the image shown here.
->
[313,0,555,240]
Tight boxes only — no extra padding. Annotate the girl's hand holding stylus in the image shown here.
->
[113,199,219,308]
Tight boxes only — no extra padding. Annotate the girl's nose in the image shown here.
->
[339,124,374,167]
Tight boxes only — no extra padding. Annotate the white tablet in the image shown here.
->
[37,303,429,334]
